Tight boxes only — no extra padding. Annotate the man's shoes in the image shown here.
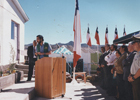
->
[27,79,31,81]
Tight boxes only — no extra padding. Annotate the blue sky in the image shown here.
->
[18,0,140,45]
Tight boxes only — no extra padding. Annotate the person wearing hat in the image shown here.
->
[122,42,136,100]
[128,39,140,100]
[35,35,52,59]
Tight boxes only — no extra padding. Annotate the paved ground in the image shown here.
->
[0,78,115,100]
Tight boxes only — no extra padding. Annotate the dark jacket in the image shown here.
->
[99,53,105,66]
[27,45,33,60]
[122,51,136,81]
[101,50,110,66]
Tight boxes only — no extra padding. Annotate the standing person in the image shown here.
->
[100,44,110,89]
[27,40,37,81]
[123,42,136,100]
[112,49,122,99]
[104,44,117,95]
[35,35,52,59]
[113,45,128,100]
[92,47,105,88]
[128,39,140,100]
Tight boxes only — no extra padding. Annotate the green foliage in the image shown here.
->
[0,71,3,76]
[9,43,16,73]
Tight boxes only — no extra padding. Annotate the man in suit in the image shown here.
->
[123,42,136,100]
[101,44,110,89]
[27,40,37,81]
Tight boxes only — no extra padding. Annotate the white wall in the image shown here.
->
[0,0,25,65]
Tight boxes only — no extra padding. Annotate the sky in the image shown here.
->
[18,0,140,45]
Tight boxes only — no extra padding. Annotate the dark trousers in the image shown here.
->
[131,77,140,100]
[124,81,133,100]
[102,66,109,89]
[27,58,37,81]
[107,65,114,94]
[117,74,125,100]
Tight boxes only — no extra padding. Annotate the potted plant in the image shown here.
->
[9,44,16,74]
[0,71,3,77]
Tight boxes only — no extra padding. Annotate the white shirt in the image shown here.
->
[105,50,116,66]
[33,46,37,58]
[130,51,140,75]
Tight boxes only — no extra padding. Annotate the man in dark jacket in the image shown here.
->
[101,44,110,89]
[27,40,37,81]
[123,42,136,100]
[97,47,105,87]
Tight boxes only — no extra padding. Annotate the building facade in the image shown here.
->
[0,0,28,66]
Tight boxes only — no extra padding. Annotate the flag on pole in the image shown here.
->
[95,27,100,45]
[73,0,82,67]
[114,27,118,40]
[86,27,92,47]
[123,27,126,36]
[105,27,109,44]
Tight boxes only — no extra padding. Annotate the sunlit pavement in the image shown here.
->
[0,78,115,100]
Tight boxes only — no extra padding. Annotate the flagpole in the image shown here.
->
[97,45,99,63]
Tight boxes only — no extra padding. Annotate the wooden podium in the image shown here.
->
[35,57,66,99]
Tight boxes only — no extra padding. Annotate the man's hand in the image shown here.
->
[128,76,134,82]
[101,65,104,68]
[111,68,114,74]
[36,52,44,55]
[35,52,38,56]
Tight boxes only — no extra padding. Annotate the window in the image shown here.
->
[11,21,15,39]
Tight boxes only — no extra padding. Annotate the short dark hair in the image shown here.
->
[116,49,121,56]
[37,35,44,41]
[112,44,117,50]
[101,47,105,52]
[106,44,110,47]
[121,45,128,52]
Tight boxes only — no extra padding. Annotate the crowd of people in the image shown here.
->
[95,39,140,100]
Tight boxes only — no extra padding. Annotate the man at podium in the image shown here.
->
[35,35,52,59]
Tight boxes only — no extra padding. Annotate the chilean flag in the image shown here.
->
[123,27,126,36]
[114,27,118,40]
[73,0,82,67]
[95,27,100,45]
[86,27,92,47]
[105,27,109,44]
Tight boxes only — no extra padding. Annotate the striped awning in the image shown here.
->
[53,46,73,55]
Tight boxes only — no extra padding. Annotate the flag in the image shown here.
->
[73,0,82,67]
[95,27,100,45]
[105,27,109,44]
[123,27,126,45]
[114,27,118,40]
[86,27,92,47]
[123,27,126,36]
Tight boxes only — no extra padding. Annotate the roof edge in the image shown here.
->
[12,0,29,23]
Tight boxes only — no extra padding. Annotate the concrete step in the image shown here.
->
[16,64,29,69]
[24,74,28,77]
[0,78,35,100]
[24,74,35,78]
[17,69,29,74]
